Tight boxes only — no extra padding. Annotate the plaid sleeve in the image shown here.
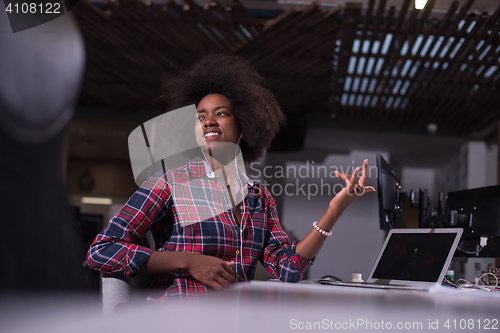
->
[261,189,314,282]
[87,175,171,277]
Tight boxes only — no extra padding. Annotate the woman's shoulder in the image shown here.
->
[140,172,171,191]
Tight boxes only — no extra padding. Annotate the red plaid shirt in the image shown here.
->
[87,157,313,299]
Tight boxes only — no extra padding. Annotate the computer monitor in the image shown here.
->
[426,185,500,257]
[376,154,402,230]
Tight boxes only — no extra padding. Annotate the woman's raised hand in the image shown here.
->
[332,159,375,208]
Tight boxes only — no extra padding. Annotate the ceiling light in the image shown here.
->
[81,197,113,205]
[427,123,438,135]
[415,0,427,10]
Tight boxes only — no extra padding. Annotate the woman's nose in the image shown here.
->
[202,115,217,127]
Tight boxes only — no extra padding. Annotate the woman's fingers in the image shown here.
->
[365,186,376,192]
[222,262,236,280]
[343,168,356,195]
[359,159,368,186]
[220,270,237,284]
[349,167,359,186]
[187,254,237,289]
[205,264,236,290]
[335,160,375,196]
[334,171,347,181]
[214,275,233,289]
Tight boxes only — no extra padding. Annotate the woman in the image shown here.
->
[87,54,374,299]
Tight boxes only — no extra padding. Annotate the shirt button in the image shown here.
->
[235,250,240,255]
[235,274,240,278]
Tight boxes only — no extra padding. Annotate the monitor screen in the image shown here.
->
[371,232,457,282]
[447,185,500,237]
[376,154,401,230]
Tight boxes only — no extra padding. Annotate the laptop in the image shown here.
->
[315,228,463,291]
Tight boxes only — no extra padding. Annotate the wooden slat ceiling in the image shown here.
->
[72,0,500,137]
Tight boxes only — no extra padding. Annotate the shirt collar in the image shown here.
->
[188,156,254,187]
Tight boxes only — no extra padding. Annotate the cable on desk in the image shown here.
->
[448,273,500,291]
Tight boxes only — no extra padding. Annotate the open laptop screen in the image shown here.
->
[371,232,458,282]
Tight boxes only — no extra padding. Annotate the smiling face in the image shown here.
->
[195,94,242,153]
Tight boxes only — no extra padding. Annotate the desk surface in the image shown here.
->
[2,281,499,333]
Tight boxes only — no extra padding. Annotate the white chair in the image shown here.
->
[101,230,155,315]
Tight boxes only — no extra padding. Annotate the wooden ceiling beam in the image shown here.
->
[330,2,362,118]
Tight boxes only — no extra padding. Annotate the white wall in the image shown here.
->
[461,141,496,282]
[401,167,436,207]
[467,141,488,189]
[486,143,498,186]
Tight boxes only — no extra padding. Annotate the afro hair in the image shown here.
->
[157,53,285,163]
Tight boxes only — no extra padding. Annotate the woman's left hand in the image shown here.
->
[332,159,375,209]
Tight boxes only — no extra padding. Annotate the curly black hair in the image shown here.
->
[158,53,285,163]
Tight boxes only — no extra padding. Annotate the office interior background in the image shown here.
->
[64,0,500,287]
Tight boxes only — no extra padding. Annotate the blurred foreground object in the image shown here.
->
[0,11,86,290]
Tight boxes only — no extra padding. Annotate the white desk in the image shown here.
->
[2,281,499,332]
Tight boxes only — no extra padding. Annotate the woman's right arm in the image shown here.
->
[87,177,170,276]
